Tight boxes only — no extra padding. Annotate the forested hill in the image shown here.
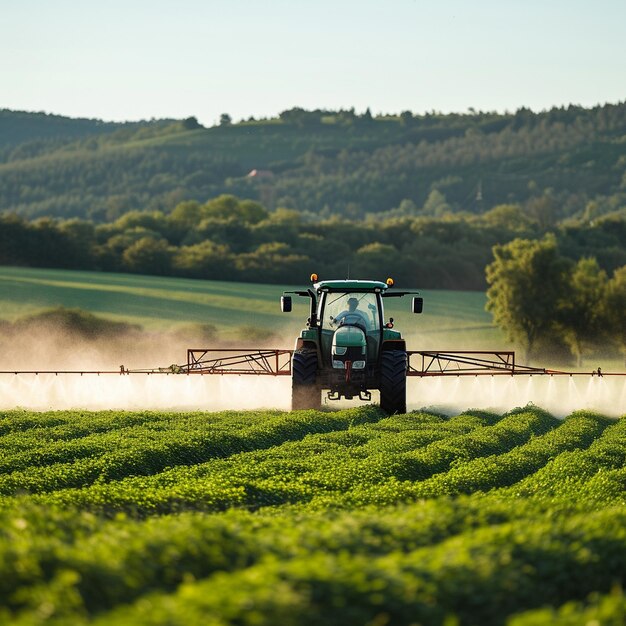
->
[0,103,625,220]
[0,110,118,148]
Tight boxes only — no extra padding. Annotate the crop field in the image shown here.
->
[0,266,503,347]
[1,406,625,625]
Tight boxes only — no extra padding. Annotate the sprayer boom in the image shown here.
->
[0,349,623,378]
[406,351,618,377]
[183,349,292,375]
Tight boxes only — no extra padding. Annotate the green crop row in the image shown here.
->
[20,408,555,515]
[0,482,620,624]
[0,406,390,495]
[0,407,494,476]
[0,408,497,504]
[90,506,626,626]
[0,407,623,626]
[0,408,373,468]
[4,503,625,626]
[409,410,610,497]
[509,588,626,625]
[504,413,626,503]
[307,410,609,508]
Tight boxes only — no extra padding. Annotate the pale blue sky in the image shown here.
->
[2,0,625,126]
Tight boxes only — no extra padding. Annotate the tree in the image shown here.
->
[201,195,268,228]
[526,191,559,230]
[122,236,172,275]
[0,214,27,263]
[399,110,413,126]
[173,240,233,279]
[237,199,269,224]
[234,242,310,282]
[395,199,419,217]
[353,242,404,282]
[113,211,169,235]
[485,235,570,360]
[169,200,203,233]
[423,190,451,216]
[602,265,626,362]
[58,218,97,266]
[481,204,533,232]
[279,107,322,127]
[219,113,232,127]
[182,116,202,130]
[558,257,608,366]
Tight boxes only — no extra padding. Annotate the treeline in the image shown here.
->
[486,235,626,364]
[0,102,625,220]
[1,195,625,291]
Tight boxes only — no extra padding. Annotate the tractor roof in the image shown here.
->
[314,279,389,292]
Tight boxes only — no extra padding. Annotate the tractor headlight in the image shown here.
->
[334,346,347,356]
[352,360,366,370]
[332,360,345,369]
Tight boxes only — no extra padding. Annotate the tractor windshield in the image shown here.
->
[320,292,381,332]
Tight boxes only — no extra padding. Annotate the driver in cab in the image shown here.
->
[331,297,370,329]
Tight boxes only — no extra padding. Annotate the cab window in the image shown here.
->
[320,292,380,332]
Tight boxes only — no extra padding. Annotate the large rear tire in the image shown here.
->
[292,351,320,410]
[379,350,407,414]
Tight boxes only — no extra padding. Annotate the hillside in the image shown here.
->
[0,109,122,148]
[1,103,625,220]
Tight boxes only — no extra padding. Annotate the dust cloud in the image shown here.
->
[0,323,291,411]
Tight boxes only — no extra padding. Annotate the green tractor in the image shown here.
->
[281,275,423,413]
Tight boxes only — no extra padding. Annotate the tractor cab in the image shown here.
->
[316,284,384,369]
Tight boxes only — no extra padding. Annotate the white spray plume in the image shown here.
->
[0,325,624,417]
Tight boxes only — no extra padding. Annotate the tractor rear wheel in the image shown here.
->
[379,350,407,414]
[292,350,320,410]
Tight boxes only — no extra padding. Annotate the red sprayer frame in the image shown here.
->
[184,349,293,375]
[0,349,623,377]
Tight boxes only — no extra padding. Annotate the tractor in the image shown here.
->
[281,275,423,412]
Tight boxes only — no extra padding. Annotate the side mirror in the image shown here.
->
[281,295,292,313]
[412,297,423,314]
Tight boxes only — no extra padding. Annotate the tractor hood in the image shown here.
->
[331,326,367,370]
[333,326,367,349]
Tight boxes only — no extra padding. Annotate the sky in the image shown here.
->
[2,0,625,126]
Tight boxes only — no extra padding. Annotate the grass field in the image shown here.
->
[0,266,505,348]
[0,406,625,625]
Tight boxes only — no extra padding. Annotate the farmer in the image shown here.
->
[332,296,370,329]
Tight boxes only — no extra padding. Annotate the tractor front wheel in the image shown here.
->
[292,350,320,410]
[379,350,407,414]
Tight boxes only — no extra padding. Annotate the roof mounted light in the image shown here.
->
[386,277,394,287]
[310,273,319,282]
